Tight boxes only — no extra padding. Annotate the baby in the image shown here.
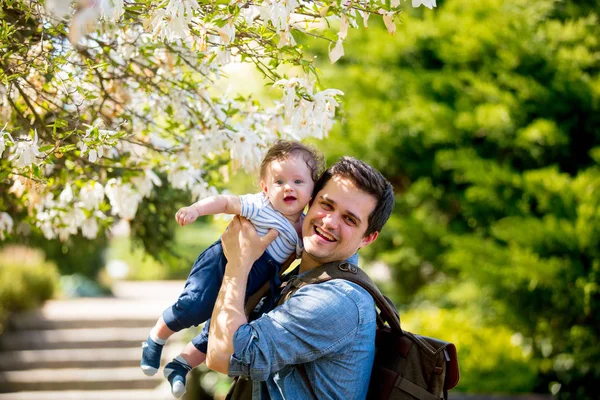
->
[140,140,324,397]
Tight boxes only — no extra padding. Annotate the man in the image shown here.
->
[207,157,394,399]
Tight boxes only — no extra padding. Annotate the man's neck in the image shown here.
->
[299,255,320,274]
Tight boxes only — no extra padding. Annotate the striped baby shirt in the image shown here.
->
[239,192,303,264]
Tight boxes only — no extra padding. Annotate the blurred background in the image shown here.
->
[1,0,599,399]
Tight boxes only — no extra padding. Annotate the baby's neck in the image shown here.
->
[282,212,303,236]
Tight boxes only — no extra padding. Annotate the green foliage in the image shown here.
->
[0,246,59,332]
[107,219,223,280]
[402,304,539,392]
[8,232,108,279]
[310,0,600,396]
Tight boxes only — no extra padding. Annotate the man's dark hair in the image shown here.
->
[260,140,325,182]
[311,157,394,236]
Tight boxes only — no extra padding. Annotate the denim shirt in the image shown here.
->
[228,262,376,400]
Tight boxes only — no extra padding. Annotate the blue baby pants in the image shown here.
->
[162,239,281,335]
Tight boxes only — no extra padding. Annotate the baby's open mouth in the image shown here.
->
[283,196,296,203]
[314,226,336,242]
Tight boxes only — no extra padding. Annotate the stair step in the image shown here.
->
[0,327,176,351]
[0,345,184,371]
[7,299,172,331]
[7,314,157,330]
[0,367,164,392]
[0,388,173,400]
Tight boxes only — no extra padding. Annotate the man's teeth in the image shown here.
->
[315,226,335,241]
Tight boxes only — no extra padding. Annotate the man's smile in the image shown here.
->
[314,225,336,242]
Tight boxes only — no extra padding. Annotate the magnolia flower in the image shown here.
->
[59,184,74,206]
[81,211,105,239]
[218,22,236,45]
[380,10,396,35]
[9,179,27,198]
[241,6,260,25]
[45,0,73,19]
[191,181,219,202]
[10,131,41,168]
[131,169,162,198]
[329,39,345,63]
[105,179,142,220]
[412,0,437,9]
[99,0,124,22]
[60,206,86,240]
[79,181,105,210]
[69,0,101,43]
[0,212,13,240]
[339,15,349,40]
[81,217,99,239]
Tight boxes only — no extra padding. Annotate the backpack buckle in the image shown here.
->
[338,262,358,274]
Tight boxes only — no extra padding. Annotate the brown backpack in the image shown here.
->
[227,260,460,400]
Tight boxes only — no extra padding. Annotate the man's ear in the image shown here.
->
[359,231,378,249]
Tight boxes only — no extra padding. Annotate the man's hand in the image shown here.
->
[175,206,200,226]
[221,216,278,274]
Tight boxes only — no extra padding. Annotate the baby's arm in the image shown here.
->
[176,195,241,226]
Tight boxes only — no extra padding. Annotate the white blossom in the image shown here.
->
[9,179,27,198]
[105,178,142,220]
[79,181,105,210]
[45,0,73,19]
[0,123,11,157]
[0,213,13,240]
[9,131,41,168]
[411,0,437,9]
[380,9,396,35]
[99,0,124,22]
[69,1,101,44]
[329,39,345,63]
[218,22,236,45]
[131,169,162,198]
[59,184,74,205]
[81,217,99,239]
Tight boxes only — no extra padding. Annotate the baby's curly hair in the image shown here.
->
[259,140,325,182]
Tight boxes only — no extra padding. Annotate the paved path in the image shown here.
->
[0,280,192,400]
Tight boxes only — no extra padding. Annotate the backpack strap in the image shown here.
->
[277,260,403,334]
[244,254,296,316]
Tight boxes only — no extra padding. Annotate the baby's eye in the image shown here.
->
[294,179,303,184]
[276,180,284,185]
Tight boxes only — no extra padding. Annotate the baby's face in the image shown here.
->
[260,153,315,222]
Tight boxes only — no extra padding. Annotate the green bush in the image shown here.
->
[0,246,60,333]
[9,232,108,280]
[401,304,540,393]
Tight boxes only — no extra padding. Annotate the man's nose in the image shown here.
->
[321,212,339,229]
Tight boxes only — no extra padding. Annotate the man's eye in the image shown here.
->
[321,202,333,210]
[344,216,357,226]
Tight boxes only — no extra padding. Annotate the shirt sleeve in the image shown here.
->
[238,193,266,221]
[228,280,372,381]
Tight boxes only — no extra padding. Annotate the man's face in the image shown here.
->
[302,175,378,267]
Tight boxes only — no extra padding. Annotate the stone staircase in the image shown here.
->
[0,281,190,400]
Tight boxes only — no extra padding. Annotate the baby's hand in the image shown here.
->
[175,206,200,226]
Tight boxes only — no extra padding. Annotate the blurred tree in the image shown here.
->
[0,0,425,251]
[310,0,600,397]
